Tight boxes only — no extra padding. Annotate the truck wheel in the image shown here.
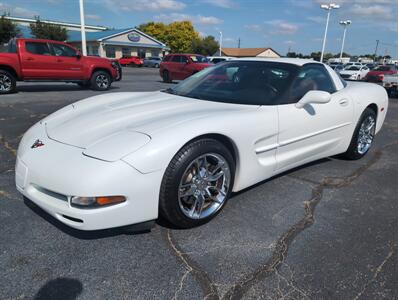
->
[91,71,111,91]
[0,70,17,94]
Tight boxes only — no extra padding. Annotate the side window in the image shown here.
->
[25,42,51,55]
[51,43,77,57]
[181,56,189,63]
[289,64,336,103]
[163,55,171,62]
[171,55,181,63]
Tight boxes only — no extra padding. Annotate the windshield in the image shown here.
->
[346,66,360,71]
[190,55,209,63]
[374,66,391,71]
[162,61,299,105]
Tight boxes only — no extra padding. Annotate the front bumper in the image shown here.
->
[16,124,162,230]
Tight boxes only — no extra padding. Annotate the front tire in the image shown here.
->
[159,139,235,228]
[0,70,17,94]
[91,71,111,91]
[341,107,376,160]
[162,70,171,83]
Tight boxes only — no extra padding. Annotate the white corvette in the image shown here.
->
[339,65,370,81]
[16,58,388,230]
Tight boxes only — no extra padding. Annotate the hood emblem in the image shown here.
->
[31,139,44,149]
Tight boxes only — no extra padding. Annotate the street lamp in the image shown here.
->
[339,20,351,61]
[320,3,340,62]
[219,31,223,56]
[79,0,87,56]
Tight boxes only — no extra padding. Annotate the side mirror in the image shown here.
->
[295,90,331,109]
[185,60,190,64]
[76,51,82,59]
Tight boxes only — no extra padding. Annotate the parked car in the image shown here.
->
[329,62,344,71]
[366,63,377,70]
[0,38,121,94]
[343,62,363,69]
[383,74,398,97]
[339,65,369,81]
[160,54,212,82]
[207,56,234,64]
[118,56,143,67]
[143,57,162,68]
[364,64,398,83]
[16,58,388,230]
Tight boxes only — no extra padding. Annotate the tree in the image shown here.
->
[30,19,67,41]
[191,35,219,56]
[138,21,199,53]
[0,15,20,44]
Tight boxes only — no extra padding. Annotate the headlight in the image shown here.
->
[71,195,126,208]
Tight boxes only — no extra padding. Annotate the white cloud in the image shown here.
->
[0,2,38,17]
[266,20,299,35]
[86,14,101,21]
[244,24,263,32]
[307,16,325,23]
[155,13,223,25]
[348,4,393,19]
[202,0,236,8]
[106,0,185,12]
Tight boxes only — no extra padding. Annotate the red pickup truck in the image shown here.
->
[0,38,121,94]
[118,56,143,67]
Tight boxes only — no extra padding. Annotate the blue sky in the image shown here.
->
[2,0,398,56]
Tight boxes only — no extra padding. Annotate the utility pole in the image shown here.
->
[79,0,87,56]
[339,20,351,61]
[374,39,379,63]
[238,38,241,48]
[219,31,222,56]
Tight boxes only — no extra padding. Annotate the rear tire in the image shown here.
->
[90,71,111,91]
[159,139,235,228]
[0,70,17,94]
[341,107,376,160]
[155,63,159,68]
[162,70,171,83]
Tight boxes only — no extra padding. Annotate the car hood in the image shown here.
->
[44,91,255,149]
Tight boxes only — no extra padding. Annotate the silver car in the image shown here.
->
[143,57,162,68]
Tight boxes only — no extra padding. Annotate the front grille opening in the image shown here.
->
[62,215,83,223]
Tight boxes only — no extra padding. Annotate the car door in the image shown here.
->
[20,41,58,79]
[276,63,354,172]
[169,55,183,79]
[49,43,84,79]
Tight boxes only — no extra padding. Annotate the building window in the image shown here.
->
[91,46,99,56]
[105,47,116,58]
[122,47,131,57]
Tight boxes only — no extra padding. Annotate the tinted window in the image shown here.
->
[181,56,189,63]
[289,64,336,102]
[51,43,77,57]
[163,55,172,62]
[374,66,392,71]
[25,42,51,55]
[172,55,182,62]
[162,61,299,105]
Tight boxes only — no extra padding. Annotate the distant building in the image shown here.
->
[5,16,169,59]
[217,47,281,58]
[68,28,169,58]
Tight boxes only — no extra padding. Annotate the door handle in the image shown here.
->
[339,99,349,106]
[26,57,34,61]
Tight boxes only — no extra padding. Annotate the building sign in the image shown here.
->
[128,32,141,42]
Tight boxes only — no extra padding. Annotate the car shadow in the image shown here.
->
[16,85,120,93]
[23,197,150,239]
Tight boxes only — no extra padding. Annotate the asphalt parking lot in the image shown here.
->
[1,67,397,300]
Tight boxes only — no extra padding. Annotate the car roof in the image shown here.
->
[232,57,323,66]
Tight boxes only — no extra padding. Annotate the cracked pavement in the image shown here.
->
[0,68,397,299]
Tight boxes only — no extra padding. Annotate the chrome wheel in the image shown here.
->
[357,115,375,155]
[0,74,12,92]
[95,74,109,88]
[178,153,231,220]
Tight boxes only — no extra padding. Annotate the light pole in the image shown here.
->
[79,0,87,56]
[219,31,223,56]
[320,3,340,62]
[339,20,351,61]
